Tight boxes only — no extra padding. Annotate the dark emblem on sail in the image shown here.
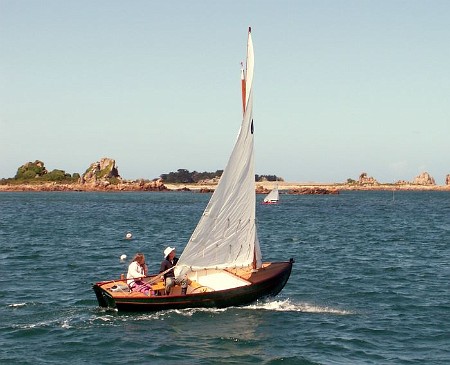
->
[251,119,254,134]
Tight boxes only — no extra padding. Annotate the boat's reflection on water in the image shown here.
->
[119,305,265,337]
[110,306,268,361]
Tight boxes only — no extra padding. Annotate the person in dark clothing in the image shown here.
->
[159,246,188,295]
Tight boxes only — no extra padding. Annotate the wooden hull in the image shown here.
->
[93,260,294,312]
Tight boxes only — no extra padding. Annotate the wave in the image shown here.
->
[8,303,27,308]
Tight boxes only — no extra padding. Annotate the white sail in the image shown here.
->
[177,29,262,271]
[263,187,279,203]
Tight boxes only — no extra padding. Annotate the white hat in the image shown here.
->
[164,246,175,258]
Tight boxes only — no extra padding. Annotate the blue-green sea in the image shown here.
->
[0,191,449,364]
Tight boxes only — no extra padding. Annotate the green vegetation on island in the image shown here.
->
[160,169,282,184]
[0,160,283,185]
[2,160,80,185]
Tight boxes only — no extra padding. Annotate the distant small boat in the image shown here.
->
[92,27,293,312]
[262,186,279,204]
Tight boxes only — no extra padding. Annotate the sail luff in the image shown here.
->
[245,28,254,110]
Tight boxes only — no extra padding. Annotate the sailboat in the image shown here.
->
[93,28,294,312]
[262,185,279,204]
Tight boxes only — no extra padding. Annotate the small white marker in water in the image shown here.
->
[125,232,132,239]
[120,254,127,261]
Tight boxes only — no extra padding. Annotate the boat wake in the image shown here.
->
[126,299,354,317]
[8,300,352,331]
[245,299,354,315]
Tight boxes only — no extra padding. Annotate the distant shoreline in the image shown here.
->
[0,181,449,192]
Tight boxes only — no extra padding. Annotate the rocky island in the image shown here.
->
[1,158,449,193]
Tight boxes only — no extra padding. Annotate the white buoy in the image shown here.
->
[120,254,127,261]
[125,232,132,240]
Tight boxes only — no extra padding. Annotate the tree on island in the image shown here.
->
[10,160,78,183]
[160,169,224,183]
[255,174,282,182]
[160,169,282,184]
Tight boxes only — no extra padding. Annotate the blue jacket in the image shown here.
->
[159,257,178,279]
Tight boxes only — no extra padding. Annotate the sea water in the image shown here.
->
[0,191,449,364]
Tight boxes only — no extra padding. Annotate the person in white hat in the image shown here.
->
[159,246,188,295]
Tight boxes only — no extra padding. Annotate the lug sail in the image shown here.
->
[177,28,262,271]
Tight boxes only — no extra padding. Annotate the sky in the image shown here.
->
[1,1,449,184]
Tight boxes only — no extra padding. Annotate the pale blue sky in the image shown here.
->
[1,1,449,183]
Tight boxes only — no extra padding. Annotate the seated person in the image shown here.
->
[127,253,151,295]
[159,246,188,295]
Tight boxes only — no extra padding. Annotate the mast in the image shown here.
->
[241,64,246,115]
[246,26,259,270]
